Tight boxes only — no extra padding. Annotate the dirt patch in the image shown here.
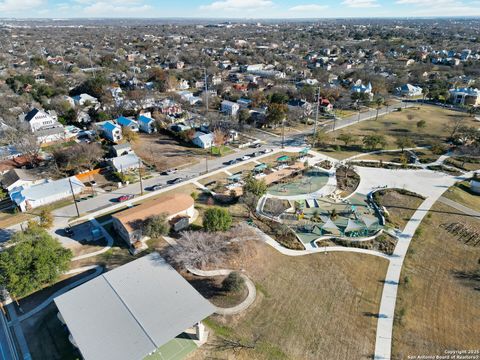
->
[336,166,360,197]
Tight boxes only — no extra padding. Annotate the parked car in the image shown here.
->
[117,194,134,202]
[224,159,238,165]
[150,184,165,191]
[250,143,262,148]
[240,155,251,161]
[262,148,273,154]
[167,177,183,185]
[64,226,74,236]
[161,168,177,175]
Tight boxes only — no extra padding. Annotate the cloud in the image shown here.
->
[81,1,152,15]
[289,4,329,12]
[342,0,380,7]
[200,0,273,12]
[394,0,480,15]
[0,0,43,13]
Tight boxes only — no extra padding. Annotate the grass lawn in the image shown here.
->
[320,106,478,160]
[443,181,480,212]
[372,189,425,230]
[444,157,480,171]
[194,243,388,360]
[392,202,480,358]
[198,172,229,187]
[144,335,197,360]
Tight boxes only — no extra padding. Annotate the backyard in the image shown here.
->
[392,202,480,358]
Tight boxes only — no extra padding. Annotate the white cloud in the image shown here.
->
[289,4,329,12]
[342,0,380,7]
[200,0,273,12]
[82,1,151,15]
[0,0,43,13]
[395,0,480,15]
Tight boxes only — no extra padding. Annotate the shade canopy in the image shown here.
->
[321,218,340,233]
[344,219,365,233]
[277,155,290,162]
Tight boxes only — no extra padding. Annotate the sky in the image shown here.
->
[2,0,480,19]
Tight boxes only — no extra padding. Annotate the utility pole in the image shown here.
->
[138,160,144,196]
[68,177,80,218]
[313,86,320,147]
[281,118,285,149]
[204,68,209,115]
[205,151,209,173]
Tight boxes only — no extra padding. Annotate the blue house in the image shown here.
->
[102,121,123,143]
[116,116,139,132]
[138,115,155,134]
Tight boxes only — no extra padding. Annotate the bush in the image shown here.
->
[203,207,232,232]
[222,272,244,292]
[143,214,169,238]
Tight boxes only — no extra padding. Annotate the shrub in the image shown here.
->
[203,207,232,232]
[222,272,244,292]
[143,214,169,238]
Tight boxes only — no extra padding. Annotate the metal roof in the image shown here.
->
[54,252,215,360]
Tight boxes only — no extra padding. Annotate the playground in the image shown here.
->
[267,167,330,196]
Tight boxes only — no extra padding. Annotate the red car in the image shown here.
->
[117,194,134,202]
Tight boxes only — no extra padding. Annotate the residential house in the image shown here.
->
[112,194,195,246]
[72,93,99,107]
[10,176,85,212]
[112,143,133,157]
[98,121,123,143]
[20,108,59,132]
[449,87,480,106]
[138,115,155,133]
[110,153,141,173]
[116,117,139,132]
[396,84,423,97]
[192,132,214,149]
[1,168,45,193]
[54,252,214,360]
[351,81,373,99]
[237,98,252,109]
[221,100,240,116]
[288,99,313,116]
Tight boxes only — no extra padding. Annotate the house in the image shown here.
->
[1,168,44,193]
[112,143,133,157]
[396,84,423,97]
[288,99,313,116]
[20,108,59,132]
[138,115,155,133]
[351,81,373,96]
[72,93,99,107]
[112,194,195,246]
[10,176,85,212]
[116,117,139,132]
[237,98,252,109]
[449,87,480,107]
[110,153,141,172]
[54,252,214,360]
[177,91,201,105]
[101,121,123,143]
[221,100,240,116]
[192,132,213,149]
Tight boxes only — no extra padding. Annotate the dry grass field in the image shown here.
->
[324,106,478,160]
[192,243,389,360]
[392,202,480,359]
[443,181,480,212]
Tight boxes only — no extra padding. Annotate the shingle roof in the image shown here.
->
[112,193,194,233]
[0,168,41,188]
[54,252,215,360]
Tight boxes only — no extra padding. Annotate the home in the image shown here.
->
[237,98,252,109]
[110,153,141,173]
[72,93,99,107]
[449,87,480,107]
[288,99,313,116]
[177,91,202,105]
[20,107,59,132]
[112,143,133,157]
[10,176,85,212]
[221,100,240,116]
[396,84,423,97]
[320,98,334,112]
[1,168,45,193]
[112,194,195,247]
[192,132,214,149]
[351,80,373,95]
[35,126,67,145]
[116,117,139,132]
[54,252,214,360]
[99,121,123,143]
[138,115,155,133]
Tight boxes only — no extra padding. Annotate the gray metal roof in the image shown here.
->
[54,252,215,360]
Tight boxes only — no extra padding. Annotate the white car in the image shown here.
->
[263,148,273,154]
[240,155,251,161]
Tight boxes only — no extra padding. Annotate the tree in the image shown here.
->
[0,223,72,298]
[203,207,232,232]
[212,128,226,154]
[362,134,387,150]
[243,175,267,197]
[416,120,426,129]
[122,127,139,143]
[312,129,330,148]
[374,97,384,121]
[395,137,414,152]
[222,272,244,292]
[266,103,287,127]
[337,133,355,147]
[53,142,104,173]
[238,109,251,124]
[143,214,169,238]
[38,207,54,229]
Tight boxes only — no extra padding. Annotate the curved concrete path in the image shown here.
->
[187,267,257,316]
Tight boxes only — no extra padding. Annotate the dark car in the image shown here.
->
[117,194,134,202]
[152,184,165,191]
[224,159,238,165]
[250,143,262,148]
[167,177,183,185]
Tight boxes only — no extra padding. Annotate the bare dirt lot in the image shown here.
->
[191,242,389,360]
[392,202,480,359]
[131,133,201,172]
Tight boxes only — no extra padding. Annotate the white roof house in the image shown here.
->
[192,132,213,149]
[10,176,85,212]
[396,84,423,97]
[54,252,215,360]
[110,153,141,172]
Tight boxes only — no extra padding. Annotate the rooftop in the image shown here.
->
[54,252,215,360]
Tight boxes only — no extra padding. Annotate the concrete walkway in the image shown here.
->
[187,267,257,316]
[70,218,114,261]
[438,196,480,218]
